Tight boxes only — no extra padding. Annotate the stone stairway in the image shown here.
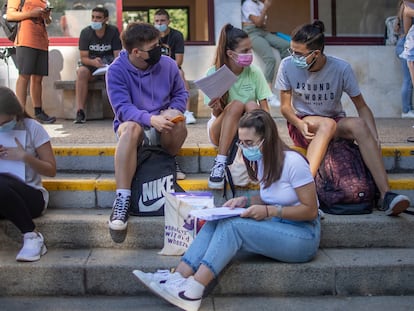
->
[1,143,414,310]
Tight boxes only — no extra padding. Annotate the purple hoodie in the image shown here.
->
[106,50,188,133]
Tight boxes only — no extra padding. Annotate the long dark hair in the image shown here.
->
[0,86,26,121]
[214,23,249,106]
[239,110,290,188]
[291,20,325,53]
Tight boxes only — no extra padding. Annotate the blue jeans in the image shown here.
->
[396,37,413,113]
[181,216,321,277]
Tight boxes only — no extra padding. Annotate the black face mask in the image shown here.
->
[144,46,162,65]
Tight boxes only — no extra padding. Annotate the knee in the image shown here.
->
[225,100,245,116]
[77,67,91,81]
[118,122,143,145]
[318,118,337,136]
[245,101,260,112]
[349,118,370,138]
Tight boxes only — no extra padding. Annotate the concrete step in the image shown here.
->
[1,209,413,250]
[53,145,414,173]
[42,172,414,209]
[1,295,414,311]
[1,248,413,297]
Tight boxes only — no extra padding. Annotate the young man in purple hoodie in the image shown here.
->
[106,23,188,231]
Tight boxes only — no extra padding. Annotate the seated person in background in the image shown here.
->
[154,8,191,180]
[206,23,272,189]
[241,0,290,105]
[154,8,196,125]
[275,20,411,216]
[0,86,56,262]
[74,6,122,124]
[106,23,188,231]
[133,109,320,311]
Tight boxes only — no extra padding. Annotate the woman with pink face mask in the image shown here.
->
[204,23,272,189]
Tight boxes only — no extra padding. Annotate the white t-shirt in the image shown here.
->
[258,150,314,207]
[14,118,51,209]
[275,55,361,118]
[241,0,264,23]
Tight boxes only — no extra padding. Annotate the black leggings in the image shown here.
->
[0,174,45,233]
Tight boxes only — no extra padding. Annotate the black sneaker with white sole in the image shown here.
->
[380,191,410,216]
[109,194,130,230]
[208,161,225,189]
[35,111,56,124]
[74,109,86,124]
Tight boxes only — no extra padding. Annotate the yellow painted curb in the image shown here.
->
[389,179,414,190]
[53,146,115,156]
[43,179,96,191]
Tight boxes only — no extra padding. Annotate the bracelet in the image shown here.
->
[265,205,269,218]
[276,205,283,218]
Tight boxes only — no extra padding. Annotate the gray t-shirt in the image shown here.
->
[275,55,361,118]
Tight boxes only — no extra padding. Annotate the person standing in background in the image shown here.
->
[6,0,56,124]
[396,0,414,118]
[241,0,290,106]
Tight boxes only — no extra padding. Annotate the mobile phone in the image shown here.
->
[170,115,185,123]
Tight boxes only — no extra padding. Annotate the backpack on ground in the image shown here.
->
[0,0,25,42]
[385,15,399,46]
[315,138,377,215]
[129,144,184,216]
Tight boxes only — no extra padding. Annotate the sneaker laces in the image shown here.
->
[210,161,225,178]
[112,195,130,219]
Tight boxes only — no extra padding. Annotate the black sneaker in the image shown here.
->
[73,109,86,124]
[380,191,410,216]
[35,111,56,124]
[208,161,225,189]
[109,194,130,230]
[175,160,186,180]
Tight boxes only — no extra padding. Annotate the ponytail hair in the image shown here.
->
[291,20,325,52]
[213,24,248,105]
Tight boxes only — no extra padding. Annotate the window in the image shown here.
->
[123,8,189,40]
[0,0,214,46]
[314,0,398,45]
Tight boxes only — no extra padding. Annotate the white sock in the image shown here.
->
[215,154,227,164]
[116,189,131,197]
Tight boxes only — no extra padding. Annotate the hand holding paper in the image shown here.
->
[194,65,237,100]
[189,207,245,221]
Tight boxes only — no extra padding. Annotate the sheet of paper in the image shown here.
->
[189,207,244,221]
[0,130,26,181]
[194,65,237,100]
[92,64,109,76]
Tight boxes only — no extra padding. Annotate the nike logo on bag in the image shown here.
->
[178,291,202,302]
[137,174,174,211]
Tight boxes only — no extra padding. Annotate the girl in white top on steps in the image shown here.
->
[0,86,56,262]
[133,110,320,311]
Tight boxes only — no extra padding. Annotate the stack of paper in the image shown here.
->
[189,207,244,221]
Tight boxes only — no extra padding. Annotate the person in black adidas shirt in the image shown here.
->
[74,6,122,124]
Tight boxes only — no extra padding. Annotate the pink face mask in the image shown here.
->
[234,53,253,67]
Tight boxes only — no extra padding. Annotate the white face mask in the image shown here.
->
[91,21,103,30]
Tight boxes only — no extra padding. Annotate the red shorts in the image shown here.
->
[287,115,343,149]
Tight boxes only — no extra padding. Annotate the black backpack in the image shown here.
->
[0,0,25,42]
[129,144,184,216]
[315,138,378,215]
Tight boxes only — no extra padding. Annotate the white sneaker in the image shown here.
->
[184,110,196,124]
[176,160,186,180]
[267,94,280,107]
[16,232,47,262]
[133,269,182,288]
[401,110,414,118]
[150,276,204,311]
